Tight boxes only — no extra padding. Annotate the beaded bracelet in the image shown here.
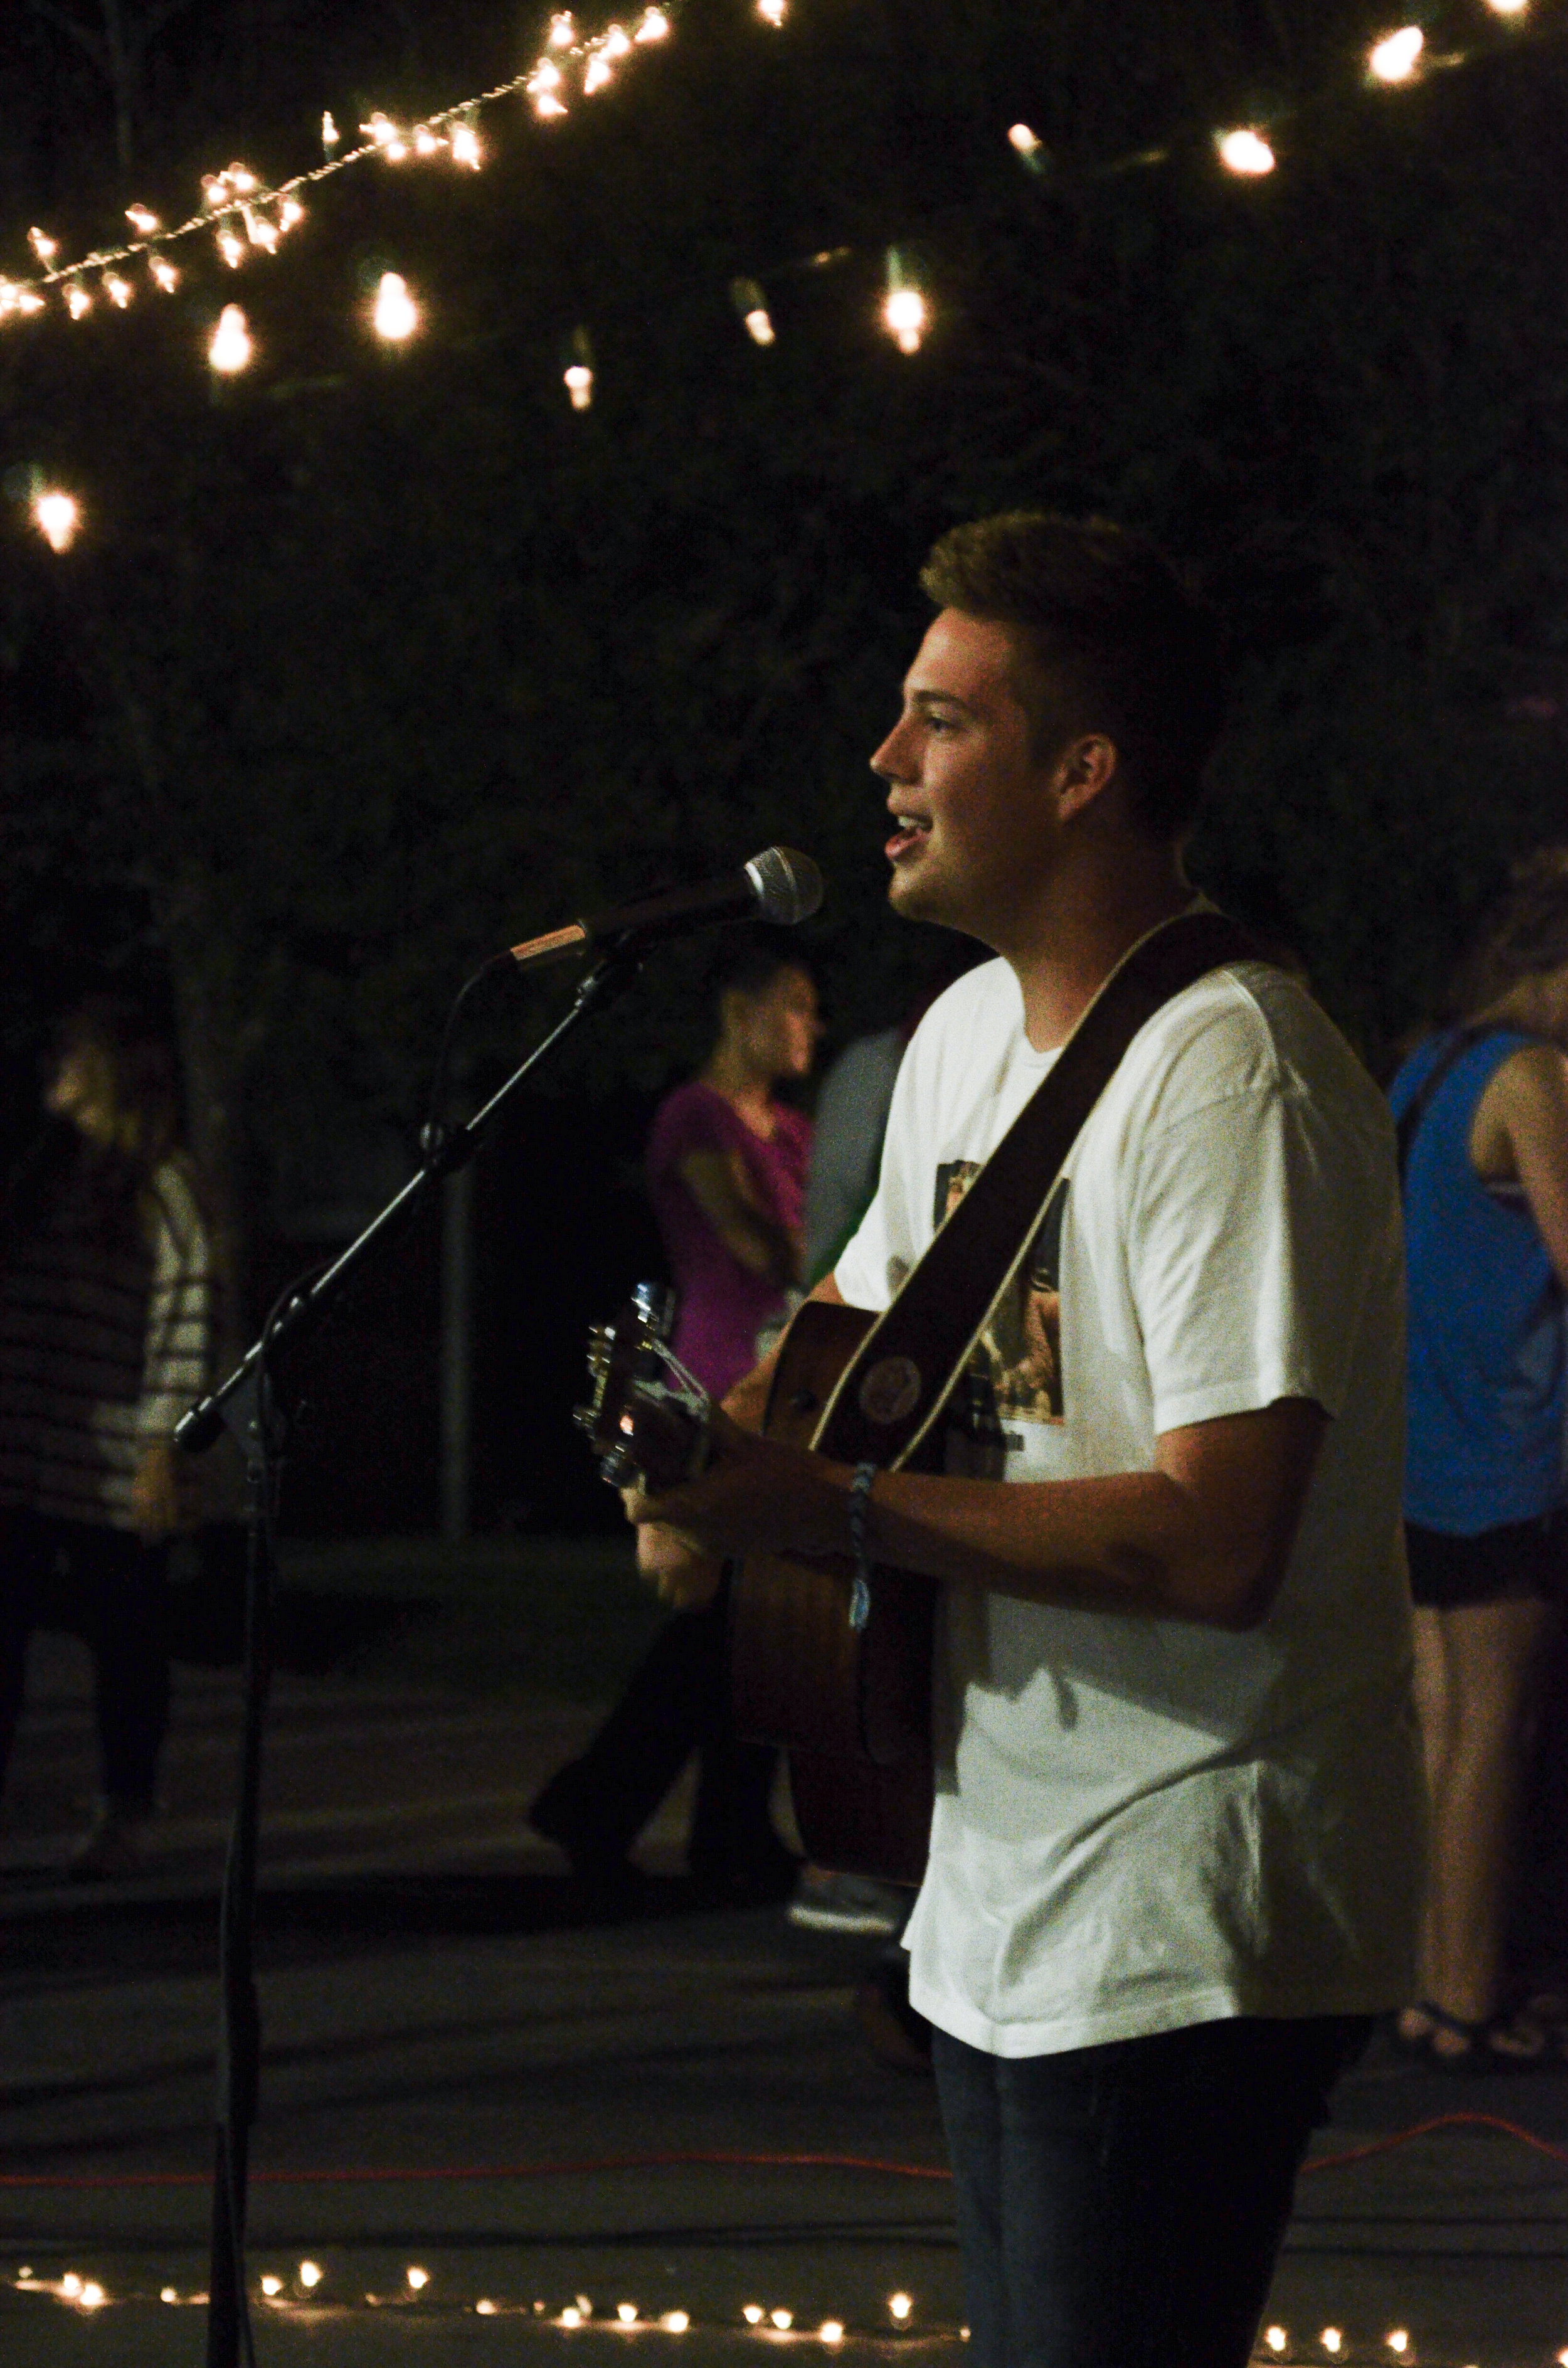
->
[847,1458,878,1632]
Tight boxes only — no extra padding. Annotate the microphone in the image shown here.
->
[507,846,823,972]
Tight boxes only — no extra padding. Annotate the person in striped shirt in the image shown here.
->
[0,999,216,1877]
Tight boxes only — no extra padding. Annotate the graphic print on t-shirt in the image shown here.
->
[933,1163,1070,1429]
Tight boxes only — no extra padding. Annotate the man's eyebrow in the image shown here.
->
[908,687,977,715]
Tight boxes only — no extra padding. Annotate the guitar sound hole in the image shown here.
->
[788,1388,820,1414]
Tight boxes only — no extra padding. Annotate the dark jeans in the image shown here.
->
[932,2012,1370,2368]
[0,1507,171,1812]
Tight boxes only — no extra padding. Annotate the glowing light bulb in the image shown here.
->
[161,2288,178,2304]
[246,211,280,250]
[18,289,44,314]
[637,9,670,38]
[771,2309,794,2329]
[103,274,133,306]
[530,57,563,90]
[1368,25,1424,80]
[261,2276,283,2296]
[819,2322,844,2345]
[414,125,443,154]
[61,2275,83,2298]
[406,2267,430,2291]
[1216,127,1275,175]
[32,492,83,568]
[561,2305,583,2327]
[1386,2337,1409,2358]
[882,287,926,353]
[65,282,92,318]
[661,2311,690,2332]
[477,2297,497,2315]
[743,2305,765,2324]
[322,111,340,152]
[299,2262,323,2290]
[758,0,787,21]
[150,256,180,292]
[201,174,228,208]
[618,2303,638,2323]
[452,121,483,166]
[603,22,632,55]
[576,2296,593,2316]
[1483,0,1528,13]
[209,305,252,373]
[584,54,615,91]
[564,361,594,408]
[1265,2335,1288,2357]
[1009,122,1042,157]
[889,2294,913,2323]
[373,271,420,340]
[1321,2333,1343,2359]
[744,307,775,344]
[28,228,58,262]
[549,13,577,45]
[126,205,161,233]
[226,162,259,192]
[216,228,246,267]
[78,2283,105,2310]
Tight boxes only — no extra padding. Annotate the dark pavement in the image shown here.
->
[3,1629,1568,2365]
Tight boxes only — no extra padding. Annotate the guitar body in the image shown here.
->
[728,1300,936,1886]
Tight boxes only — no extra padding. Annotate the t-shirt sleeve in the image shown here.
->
[1129,1081,1391,1434]
[647,1087,729,1184]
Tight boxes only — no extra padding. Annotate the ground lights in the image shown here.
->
[4,2269,1560,2357]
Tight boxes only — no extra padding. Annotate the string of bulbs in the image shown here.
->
[8,0,1549,555]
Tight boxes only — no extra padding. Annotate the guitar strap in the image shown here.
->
[809,908,1262,1472]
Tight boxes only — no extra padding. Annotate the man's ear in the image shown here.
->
[1051,734,1120,821]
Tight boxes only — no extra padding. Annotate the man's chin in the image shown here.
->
[888,864,953,925]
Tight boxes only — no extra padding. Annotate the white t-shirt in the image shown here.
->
[835,952,1424,2058]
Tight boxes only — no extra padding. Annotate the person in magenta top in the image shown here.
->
[646,947,817,1398]
[530,933,818,1896]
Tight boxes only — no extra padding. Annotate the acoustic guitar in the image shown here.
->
[576,1287,935,1884]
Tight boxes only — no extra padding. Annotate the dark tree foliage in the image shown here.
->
[1,0,1565,1253]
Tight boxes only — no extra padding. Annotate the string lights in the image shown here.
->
[31,490,81,551]
[1368,24,1426,82]
[372,270,420,340]
[3,0,1556,546]
[3,3,689,330]
[1215,127,1276,176]
[882,248,928,354]
[4,2264,1548,2361]
[208,303,253,373]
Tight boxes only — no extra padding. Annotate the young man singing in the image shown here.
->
[630,513,1423,2368]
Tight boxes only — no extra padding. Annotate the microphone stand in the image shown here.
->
[178,945,645,2368]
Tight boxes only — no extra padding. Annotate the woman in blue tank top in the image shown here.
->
[1389,851,1568,2067]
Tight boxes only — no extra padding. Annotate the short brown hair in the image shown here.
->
[918,512,1229,842]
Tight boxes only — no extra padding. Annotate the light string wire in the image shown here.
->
[0,1,1556,331]
[1,2109,1565,2187]
[0,1,696,317]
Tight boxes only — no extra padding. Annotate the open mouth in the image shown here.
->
[886,814,932,862]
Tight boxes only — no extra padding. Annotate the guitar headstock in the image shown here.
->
[575,1283,711,1494]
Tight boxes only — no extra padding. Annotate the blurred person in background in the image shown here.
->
[0,997,216,1877]
[531,933,817,1898]
[1390,851,1568,2066]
